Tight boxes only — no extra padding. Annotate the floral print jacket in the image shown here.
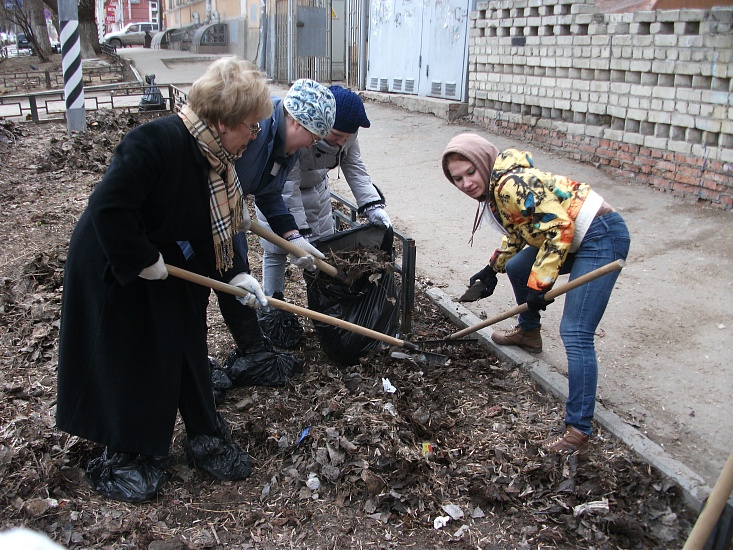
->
[487,149,593,291]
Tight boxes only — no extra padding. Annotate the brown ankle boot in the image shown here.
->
[542,425,589,460]
[491,325,542,354]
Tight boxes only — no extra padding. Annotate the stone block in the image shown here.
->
[653,35,678,48]
[603,128,625,141]
[644,136,668,150]
[656,10,680,23]
[668,140,692,154]
[678,9,705,22]
[671,112,695,127]
[696,118,722,133]
[630,59,652,72]
[584,125,605,138]
[623,132,645,146]
[632,35,654,47]
[701,90,732,105]
[633,11,656,23]
[648,111,671,124]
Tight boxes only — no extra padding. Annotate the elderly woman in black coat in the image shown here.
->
[56,58,272,502]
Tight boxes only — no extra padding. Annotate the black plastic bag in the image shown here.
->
[139,74,166,112]
[305,224,401,366]
[210,356,233,404]
[86,448,172,503]
[183,413,252,480]
[224,341,303,386]
[257,292,304,349]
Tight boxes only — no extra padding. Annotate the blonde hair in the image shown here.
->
[187,57,273,128]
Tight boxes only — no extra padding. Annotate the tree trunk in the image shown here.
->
[28,0,51,61]
[78,0,100,57]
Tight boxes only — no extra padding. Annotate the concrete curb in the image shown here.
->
[424,285,712,513]
[359,90,468,122]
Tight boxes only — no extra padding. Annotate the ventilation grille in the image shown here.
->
[393,78,402,91]
[405,79,415,94]
[431,81,442,96]
[445,82,457,98]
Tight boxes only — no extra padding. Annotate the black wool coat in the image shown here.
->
[56,115,245,456]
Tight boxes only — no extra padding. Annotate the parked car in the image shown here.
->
[102,22,159,49]
[16,32,33,52]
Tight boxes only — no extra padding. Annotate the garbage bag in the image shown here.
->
[257,292,304,349]
[86,448,172,503]
[183,413,252,480]
[224,340,304,386]
[139,74,166,112]
[305,224,401,366]
[210,356,233,404]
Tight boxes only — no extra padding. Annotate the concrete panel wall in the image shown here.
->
[468,0,733,210]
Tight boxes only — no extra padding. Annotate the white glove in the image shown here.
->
[286,235,326,272]
[138,253,168,280]
[229,273,268,309]
[366,207,391,228]
[237,206,252,232]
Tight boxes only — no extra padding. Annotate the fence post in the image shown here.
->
[28,95,39,122]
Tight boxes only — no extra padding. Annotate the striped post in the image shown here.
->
[59,0,86,132]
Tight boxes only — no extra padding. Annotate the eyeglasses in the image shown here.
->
[297,122,319,146]
[242,121,261,137]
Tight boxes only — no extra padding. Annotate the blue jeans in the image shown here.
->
[503,212,630,434]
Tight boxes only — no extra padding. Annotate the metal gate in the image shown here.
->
[345,0,367,89]
[275,0,332,83]
[366,0,472,100]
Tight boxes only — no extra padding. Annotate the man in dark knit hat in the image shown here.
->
[255,86,391,336]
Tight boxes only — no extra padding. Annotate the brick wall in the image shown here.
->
[468,0,733,210]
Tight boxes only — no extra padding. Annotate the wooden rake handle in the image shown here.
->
[248,221,340,278]
[164,264,417,351]
[682,447,733,549]
[447,259,626,340]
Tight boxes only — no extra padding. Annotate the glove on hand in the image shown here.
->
[237,207,252,232]
[286,235,326,272]
[138,253,168,280]
[229,273,268,309]
[525,288,554,312]
[469,265,498,299]
[366,207,392,228]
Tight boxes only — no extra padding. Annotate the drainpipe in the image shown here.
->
[358,0,367,90]
[256,0,267,71]
[204,0,212,24]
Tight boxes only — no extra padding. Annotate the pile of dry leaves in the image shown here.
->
[0,111,696,549]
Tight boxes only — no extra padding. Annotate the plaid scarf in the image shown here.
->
[179,105,243,272]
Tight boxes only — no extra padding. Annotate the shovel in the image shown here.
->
[447,259,626,341]
[164,264,449,366]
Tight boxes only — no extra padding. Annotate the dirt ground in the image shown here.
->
[330,96,733,493]
[0,56,704,548]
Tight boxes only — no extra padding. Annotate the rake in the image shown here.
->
[165,264,449,366]
[446,259,626,341]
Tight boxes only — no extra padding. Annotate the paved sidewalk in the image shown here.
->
[116,48,733,513]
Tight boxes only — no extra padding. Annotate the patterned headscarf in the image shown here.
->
[283,79,336,138]
[179,104,243,272]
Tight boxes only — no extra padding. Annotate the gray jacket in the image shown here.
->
[284,133,384,239]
